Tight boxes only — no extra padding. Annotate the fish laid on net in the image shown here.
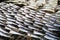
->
[0,0,60,40]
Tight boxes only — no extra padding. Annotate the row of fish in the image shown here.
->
[0,0,60,40]
[42,6,60,40]
[0,2,44,40]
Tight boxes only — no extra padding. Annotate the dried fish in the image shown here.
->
[42,5,60,40]
[5,0,29,6]
[28,0,45,9]
[41,0,58,12]
[0,1,60,40]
